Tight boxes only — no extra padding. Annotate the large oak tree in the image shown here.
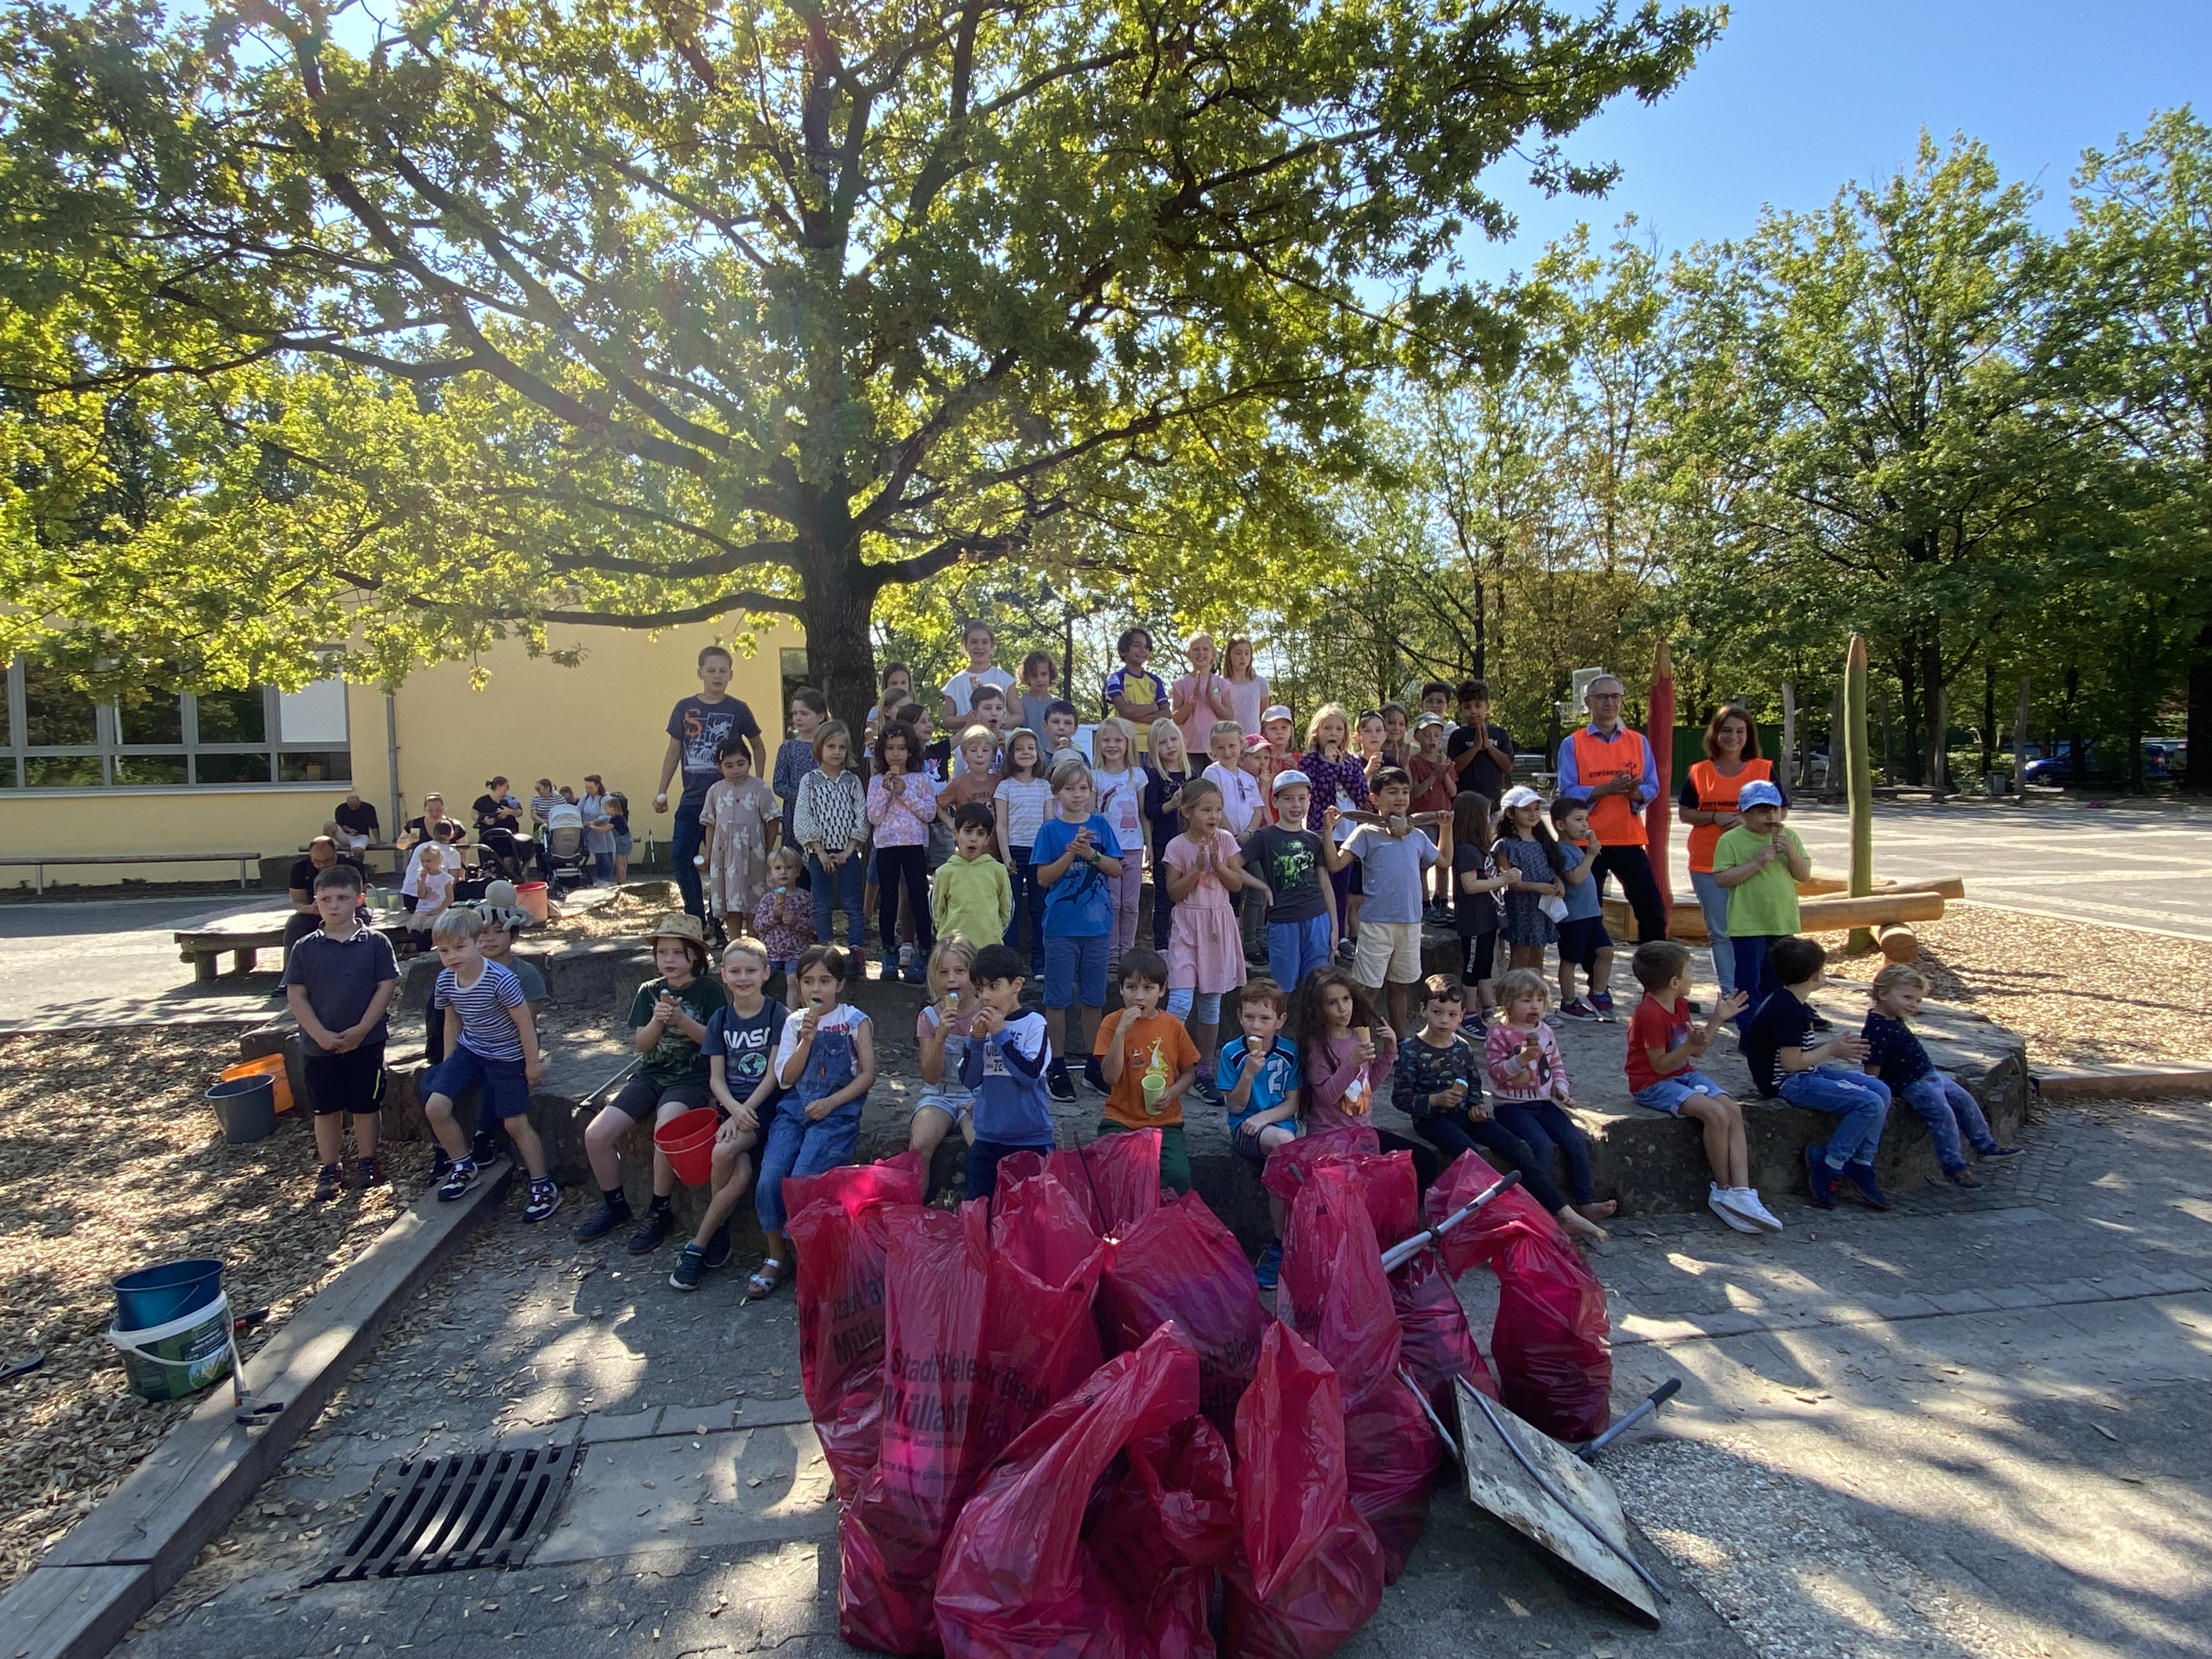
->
[0,0,1713,714]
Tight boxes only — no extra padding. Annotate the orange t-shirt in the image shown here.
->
[1093,1008,1201,1128]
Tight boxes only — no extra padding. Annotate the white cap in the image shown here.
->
[1271,769,1313,794]
[1261,704,1294,725]
[1500,785,1543,810]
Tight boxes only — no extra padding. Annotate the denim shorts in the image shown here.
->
[425,1042,532,1122]
[1232,1118,1300,1163]
[1632,1070,1726,1115]
[1043,931,1109,1008]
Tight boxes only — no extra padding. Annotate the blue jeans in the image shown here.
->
[1003,849,1044,964]
[1902,1073,1997,1172]
[1779,1064,1892,1167]
[968,1137,1054,1209]
[1731,933,1785,1022]
[1690,870,1735,996]
[1266,913,1334,995]
[673,802,707,916]
[809,851,867,950]
[1414,1110,1569,1214]
[1043,932,1109,1009]
[1494,1099,1597,1205]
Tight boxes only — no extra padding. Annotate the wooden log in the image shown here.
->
[1798,872,1965,899]
[1877,922,1920,963]
[1797,891,1945,930]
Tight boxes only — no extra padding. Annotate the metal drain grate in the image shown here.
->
[315,1444,578,1582]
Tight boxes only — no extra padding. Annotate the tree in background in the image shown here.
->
[0,0,1715,717]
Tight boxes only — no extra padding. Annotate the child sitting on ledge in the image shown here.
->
[1861,963,2020,1188]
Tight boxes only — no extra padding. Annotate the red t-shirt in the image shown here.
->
[1625,994,1694,1093]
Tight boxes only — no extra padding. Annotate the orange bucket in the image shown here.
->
[219,1053,294,1115]
[653,1107,721,1186]
[516,882,550,923]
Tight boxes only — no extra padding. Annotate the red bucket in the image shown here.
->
[653,1107,721,1186]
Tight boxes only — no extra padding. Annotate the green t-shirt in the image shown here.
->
[1714,825,1806,938]
[627,974,732,1085]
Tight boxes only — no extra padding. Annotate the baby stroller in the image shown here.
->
[541,807,593,894]
[475,826,539,884]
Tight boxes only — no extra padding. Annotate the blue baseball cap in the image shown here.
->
[1737,781,1785,810]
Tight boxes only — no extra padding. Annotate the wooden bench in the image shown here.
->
[173,911,296,980]
[0,851,260,896]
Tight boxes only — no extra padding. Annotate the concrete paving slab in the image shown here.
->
[528,1425,834,1566]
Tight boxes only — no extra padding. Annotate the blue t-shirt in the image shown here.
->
[1216,1034,1302,1135]
[1740,988,1816,1099]
[1031,814,1121,937]
[1339,823,1436,925]
[961,1011,1056,1146]
[1560,840,1604,922]
[1860,1011,1934,1090]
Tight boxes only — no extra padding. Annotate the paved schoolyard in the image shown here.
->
[0,896,289,1032]
[104,1089,2212,1659]
[1763,799,2212,942]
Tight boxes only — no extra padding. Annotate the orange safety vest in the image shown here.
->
[1684,758,1775,873]
[1567,726,1652,847]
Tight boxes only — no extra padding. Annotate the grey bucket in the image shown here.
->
[207,1075,276,1143]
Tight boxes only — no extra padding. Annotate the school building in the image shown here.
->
[0,620,808,890]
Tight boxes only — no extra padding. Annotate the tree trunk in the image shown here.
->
[1471,576,1486,679]
[2188,622,2212,793]
[795,532,885,733]
[1981,659,1996,777]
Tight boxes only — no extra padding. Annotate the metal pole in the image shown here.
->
[2015,675,2030,805]
[384,692,403,852]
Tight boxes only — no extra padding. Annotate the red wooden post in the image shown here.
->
[1646,639,1675,933]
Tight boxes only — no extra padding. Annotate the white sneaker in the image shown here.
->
[1708,1183,1760,1234]
[898,943,918,973]
[1731,1188,1785,1232]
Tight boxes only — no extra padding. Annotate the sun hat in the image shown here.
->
[648,913,708,948]
[1271,768,1313,795]
[1261,704,1294,725]
[1736,781,1786,810]
[1500,785,1544,810]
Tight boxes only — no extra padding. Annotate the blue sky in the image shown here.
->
[1455,0,2212,280]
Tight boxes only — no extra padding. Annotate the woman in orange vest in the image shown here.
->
[1553,675,1667,951]
[1679,706,1776,999]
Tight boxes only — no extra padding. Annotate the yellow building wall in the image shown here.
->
[0,623,802,891]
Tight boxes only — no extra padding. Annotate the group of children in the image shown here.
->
[277,631,2017,1297]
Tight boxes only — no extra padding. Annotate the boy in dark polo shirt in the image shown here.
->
[282,864,400,1203]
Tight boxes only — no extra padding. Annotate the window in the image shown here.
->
[1,659,352,789]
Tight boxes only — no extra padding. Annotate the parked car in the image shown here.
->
[2023,739,2188,785]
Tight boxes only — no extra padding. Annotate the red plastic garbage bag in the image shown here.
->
[1390,1249,1497,1406]
[1421,1150,1560,1279]
[1049,1131,1164,1237]
[1100,1191,1267,1434]
[1280,1161,1438,1580]
[1491,1227,1612,1443]
[840,1205,985,1655]
[1223,1323,1385,1659]
[1260,1125,1380,1206]
[935,1324,1236,1659]
[984,1170,1109,1454]
[1280,1160,1398,1406]
[1335,1149,1420,1250]
[785,1150,928,1503]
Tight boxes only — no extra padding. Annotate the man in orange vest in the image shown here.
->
[1555,674,1667,953]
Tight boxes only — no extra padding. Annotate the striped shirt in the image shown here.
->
[435,959,527,1062]
[994,775,1053,851]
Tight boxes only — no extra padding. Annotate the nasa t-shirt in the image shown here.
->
[704,997,787,1113]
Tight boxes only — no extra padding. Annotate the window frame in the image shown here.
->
[1,659,353,792]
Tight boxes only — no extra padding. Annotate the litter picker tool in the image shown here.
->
[1377,1170,1521,1273]
[1578,1378,1681,1463]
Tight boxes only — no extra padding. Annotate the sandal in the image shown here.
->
[743,1259,787,1301]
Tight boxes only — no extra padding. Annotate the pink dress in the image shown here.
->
[1164,830,1248,994]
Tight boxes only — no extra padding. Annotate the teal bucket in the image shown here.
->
[106,1292,235,1402]
[206,1075,276,1143]
[112,1259,224,1330]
